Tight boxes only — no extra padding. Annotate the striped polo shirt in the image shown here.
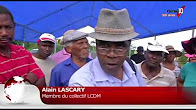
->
[0,44,45,84]
[137,62,177,87]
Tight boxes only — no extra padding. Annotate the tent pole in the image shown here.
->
[192,29,195,38]
[128,40,132,58]
[23,28,26,47]
[54,41,57,54]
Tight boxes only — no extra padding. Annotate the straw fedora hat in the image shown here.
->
[181,37,196,54]
[165,45,182,57]
[90,8,139,42]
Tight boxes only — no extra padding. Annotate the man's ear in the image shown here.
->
[144,51,147,59]
[65,46,72,54]
[37,41,41,47]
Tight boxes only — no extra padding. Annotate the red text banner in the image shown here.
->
[38,87,196,104]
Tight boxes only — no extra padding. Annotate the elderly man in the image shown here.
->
[49,30,92,86]
[69,8,146,87]
[51,33,92,64]
[32,33,56,86]
[137,41,177,87]
[0,6,46,86]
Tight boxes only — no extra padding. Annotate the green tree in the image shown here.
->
[177,49,188,66]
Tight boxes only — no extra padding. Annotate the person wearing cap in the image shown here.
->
[161,45,182,79]
[68,8,146,87]
[51,30,92,64]
[0,6,46,86]
[32,33,56,86]
[130,46,145,64]
[49,30,92,86]
[137,41,177,87]
[178,37,196,87]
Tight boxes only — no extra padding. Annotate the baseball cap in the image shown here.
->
[147,41,169,53]
[39,33,56,44]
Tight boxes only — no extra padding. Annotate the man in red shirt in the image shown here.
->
[0,6,46,86]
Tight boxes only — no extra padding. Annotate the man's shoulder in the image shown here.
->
[69,60,94,86]
[11,44,32,58]
[131,54,142,59]
[47,56,56,62]
[53,57,74,69]
[52,50,62,56]
[72,59,94,77]
[161,66,175,77]
[182,62,196,70]
[11,44,26,50]
[131,54,138,58]
[184,62,195,66]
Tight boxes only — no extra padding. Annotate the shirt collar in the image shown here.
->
[63,56,92,70]
[158,66,164,77]
[63,56,79,70]
[0,44,15,57]
[93,58,135,82]
[62,48,70,55]
[93,58,111,81]
[139,61,164,79]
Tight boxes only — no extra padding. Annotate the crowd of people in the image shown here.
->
[0,5,195,87]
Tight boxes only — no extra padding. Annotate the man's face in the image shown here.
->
[138,50,144,55]
[165,51,176,62]
[0,14,15,48]
[38,41,54,59]
[96,40,130,75]
[145,50,164,68]
[71,37,89,59]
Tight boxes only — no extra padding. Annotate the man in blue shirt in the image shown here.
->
[69,8,146,86]
[49,30,92,86]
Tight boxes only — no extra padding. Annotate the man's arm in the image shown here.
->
[177,75,184,87]
[25,49,46,87]
[49,68,60,86]
[34,77,46,86]
[26,72,46,86]
[134,62,146,86]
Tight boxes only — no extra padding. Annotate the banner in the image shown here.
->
[39,87,196,104]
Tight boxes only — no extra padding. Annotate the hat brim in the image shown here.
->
[60,34,88,45]
[40,39,55,44]
[148,46,169,54]
[168,50,182,57]
[89,32,139,42]
[181,38,196,54]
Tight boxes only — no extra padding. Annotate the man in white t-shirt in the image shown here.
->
[32,33,56,86]
[137,41,177,87]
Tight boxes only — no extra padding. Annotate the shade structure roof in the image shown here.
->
[0,1,196,43]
